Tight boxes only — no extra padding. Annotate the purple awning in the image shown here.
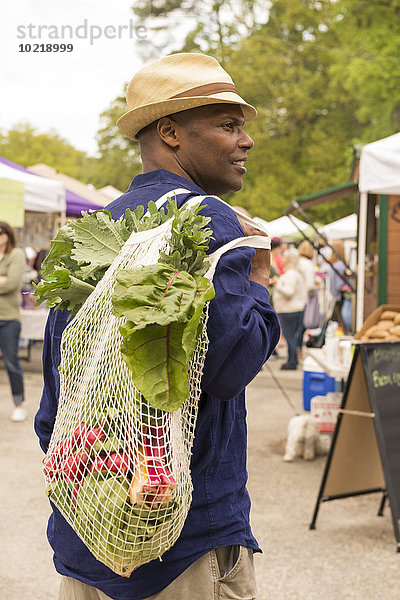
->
[0,155,105,216]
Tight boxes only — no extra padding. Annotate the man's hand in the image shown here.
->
[238,219,270,289]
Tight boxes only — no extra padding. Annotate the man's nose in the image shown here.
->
[239,129,254,150]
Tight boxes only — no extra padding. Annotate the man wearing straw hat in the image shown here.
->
[36,53,280,599]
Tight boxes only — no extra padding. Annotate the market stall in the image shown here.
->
[0,157,66,348]
[0,160,65,220]
[0,156,107,347]
[357,132,400,329]
[318,214,357,241]
[254,214,310,241]
[0,155,104,217]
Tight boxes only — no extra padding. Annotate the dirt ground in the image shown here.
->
[1,343,399,599]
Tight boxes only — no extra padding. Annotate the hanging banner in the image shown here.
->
[0,178,25,227]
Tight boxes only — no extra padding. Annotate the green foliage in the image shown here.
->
[110,200,214,411]
[34,209,133,315]
[93,92,142,191]
[158,199,212,275]
[131,0,267,62]
[0,123,96,183]
[115,274,214,412]
[126,0,400,224]
[113,265,199,328]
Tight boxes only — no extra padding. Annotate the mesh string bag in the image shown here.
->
[42,197,270,577]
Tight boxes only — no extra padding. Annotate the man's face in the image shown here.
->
[171,104,254,196]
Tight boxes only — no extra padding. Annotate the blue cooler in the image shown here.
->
[302,356,336,411]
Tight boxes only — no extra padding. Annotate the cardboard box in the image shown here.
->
[354,304,400,340]
[311,393,342,434]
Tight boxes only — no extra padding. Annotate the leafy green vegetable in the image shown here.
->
[119,321,188,412]
[70,211,128,282]
[34,209,131,315]
[34,198,212,318]
[112,264,198,329]
[158,199,212,275]
[182,276,215,359]
[108,200,215,411]
[34,267,95,313]
[35,198,215,412]
[116,275,215,411]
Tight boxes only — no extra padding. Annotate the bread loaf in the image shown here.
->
[389,325,400,337]
[375,320,394,331]
[381,310,399,320]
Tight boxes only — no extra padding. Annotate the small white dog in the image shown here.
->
[283,414,329,462]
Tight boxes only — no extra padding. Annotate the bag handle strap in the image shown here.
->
[150,189,270,236]
[182,193,270,235]
[204,235,270,280]
[146,189,271,280]
[144,188,192,216]
[125,188,196,245]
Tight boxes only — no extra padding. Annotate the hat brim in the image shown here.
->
[116,92,257,140]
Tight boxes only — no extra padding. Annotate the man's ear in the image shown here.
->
[157,117,180,148]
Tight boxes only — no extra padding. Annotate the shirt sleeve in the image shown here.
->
[199,200,280,400]
[0,248,26,294]
[34,308,68,453]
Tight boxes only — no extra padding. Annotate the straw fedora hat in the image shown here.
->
[116,53,257,140]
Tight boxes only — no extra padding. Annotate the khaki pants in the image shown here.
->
[58,546,257,600]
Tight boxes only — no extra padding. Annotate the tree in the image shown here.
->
[96,0,400,222]
[90,94,142,191]
[325,0,400,143]
[132,0,269,62]
[221,0,358,221]
[0,121,140,194]
[209,0,400,222]
[0,123,95,182]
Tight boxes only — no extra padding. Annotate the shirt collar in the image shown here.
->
[128,169,206,196]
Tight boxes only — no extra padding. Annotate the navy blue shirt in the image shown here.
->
[35,170,280,600]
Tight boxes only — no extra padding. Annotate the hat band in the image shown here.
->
[170,82,238,99]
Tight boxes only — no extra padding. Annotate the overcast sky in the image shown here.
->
[1,0,171,155]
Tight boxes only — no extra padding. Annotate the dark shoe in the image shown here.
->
[280,363,297,370]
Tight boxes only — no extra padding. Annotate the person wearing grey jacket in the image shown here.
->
[0,221,27,421]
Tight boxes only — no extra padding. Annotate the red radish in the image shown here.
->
[71,422,88,447]
[42,454,59,478]
[63,450,89,482]
[89,456,109,475]
[56,439,73,459]
[144,427,177,489]
[106,452,130,475]
[84,427,106,450]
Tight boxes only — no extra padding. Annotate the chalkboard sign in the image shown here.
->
[363,343,400,521]
[310,342,400,551]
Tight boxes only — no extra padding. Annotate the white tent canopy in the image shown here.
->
[357,132,400,329]
[253,214,309,238]
[0,162,65,213]
[318,214,357,240]
[359,132,400,194]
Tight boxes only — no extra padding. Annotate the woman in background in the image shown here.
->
[273,248,307,370]
[327,240,350,332]
[298,240,318,351]
[0,221,27,422]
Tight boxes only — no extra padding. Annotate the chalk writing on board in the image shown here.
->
[372,370,400,389]
[373,348,400,363]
